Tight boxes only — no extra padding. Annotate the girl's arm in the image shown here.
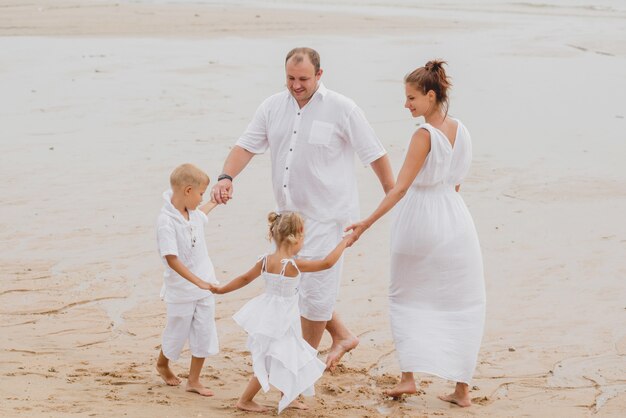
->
[345,129,431,241]
[165,255,214,290]
[295,236,350,273]
[209,261,263,294]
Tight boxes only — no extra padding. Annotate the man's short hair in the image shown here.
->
[285,47,321,73]
[170,163,210,189]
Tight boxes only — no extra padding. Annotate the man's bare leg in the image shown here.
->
[301,317,327,350]
[324,311,359,371]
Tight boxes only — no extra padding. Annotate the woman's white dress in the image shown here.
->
[390,119,486,384]
[233,257,326,413]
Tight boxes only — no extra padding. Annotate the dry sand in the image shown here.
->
[1,0,625,416]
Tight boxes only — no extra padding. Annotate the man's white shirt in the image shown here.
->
[236,83,386,231]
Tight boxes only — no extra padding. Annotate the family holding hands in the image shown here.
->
[155,47,486,413]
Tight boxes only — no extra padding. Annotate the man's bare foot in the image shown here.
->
[325,335,359,371]
[385,380,417,398]
[438,392,472,407]
[286,399,309,410]
[156,364,181,386]
[185,381,214,397]
[236,400,270,413]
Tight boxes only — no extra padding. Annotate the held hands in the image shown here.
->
[344,220,371,247]
[211,179,233,205]
[198,281,222,294]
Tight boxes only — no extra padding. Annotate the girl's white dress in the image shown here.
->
[233,257,326,413]
[390,119,486,384]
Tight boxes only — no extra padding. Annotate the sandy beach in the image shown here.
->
[1,0,625,416]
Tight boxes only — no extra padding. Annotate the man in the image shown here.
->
[212,47,394,369]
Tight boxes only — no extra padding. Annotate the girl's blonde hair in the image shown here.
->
[267,211,304,246]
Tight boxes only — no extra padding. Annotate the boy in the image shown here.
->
[156,163,219,396]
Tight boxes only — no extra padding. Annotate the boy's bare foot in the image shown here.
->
[185,382,214,397]
[236,400,270,413]
[156,364,181,386]
[286,399,309,410]
[438,392,472,407]
[325,335,359,371]
[385,380,417,398]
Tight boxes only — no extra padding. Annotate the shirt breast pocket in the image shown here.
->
[308,120,335,146]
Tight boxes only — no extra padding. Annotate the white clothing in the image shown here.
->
[162,297,219,360]
[156,190,218,303]
[236,82,386,226]
[298,255,343,322]
[390,120,486,384]
[233,257,325,414]
[297,217,345,321]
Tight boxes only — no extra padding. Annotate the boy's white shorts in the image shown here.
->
[162,296,219,361]
[298,256,344,322]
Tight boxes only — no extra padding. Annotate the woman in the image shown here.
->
[346,60,485,407]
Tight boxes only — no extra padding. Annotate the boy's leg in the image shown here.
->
[158,302,194,386]
[236,376,269,412]
[186,356,213,396]
[186,297,218,397]
[156,349,181,386]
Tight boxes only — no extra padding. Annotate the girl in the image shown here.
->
[346,60,486,407]
[209,211,350,413]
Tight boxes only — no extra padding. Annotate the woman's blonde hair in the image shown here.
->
[267,211,304,246]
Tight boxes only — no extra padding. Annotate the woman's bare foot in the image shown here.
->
[286,399,309,410]
[156,364,181,386]
[438,392,472,407]
[385,380,417,398]
[236,400,270,413]
[185,381,214,397]
[325,335,359,371]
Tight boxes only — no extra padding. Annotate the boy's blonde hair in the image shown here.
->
[268,211,304,246]
[170,163,210,189]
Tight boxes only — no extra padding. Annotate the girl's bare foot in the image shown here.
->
[287,399,309,410]
[438,392,471,407]
[185,381,214,397]
[236,400,270,413]
[325,335,359,371]
[385,380,417,398]
[156,364,181,386]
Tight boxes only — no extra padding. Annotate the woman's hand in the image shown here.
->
[344,220,371,246]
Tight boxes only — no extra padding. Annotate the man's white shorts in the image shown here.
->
[297,218,345,322]
[298,255,344,321]
[161,296,219,361]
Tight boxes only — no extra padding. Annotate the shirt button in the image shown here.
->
[289,148,293,151]
[285,167,288,170]
[283,185,287,188]
[293,130,297,134]
[297,112,301,115]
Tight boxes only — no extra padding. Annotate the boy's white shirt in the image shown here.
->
[157,189,218,303]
